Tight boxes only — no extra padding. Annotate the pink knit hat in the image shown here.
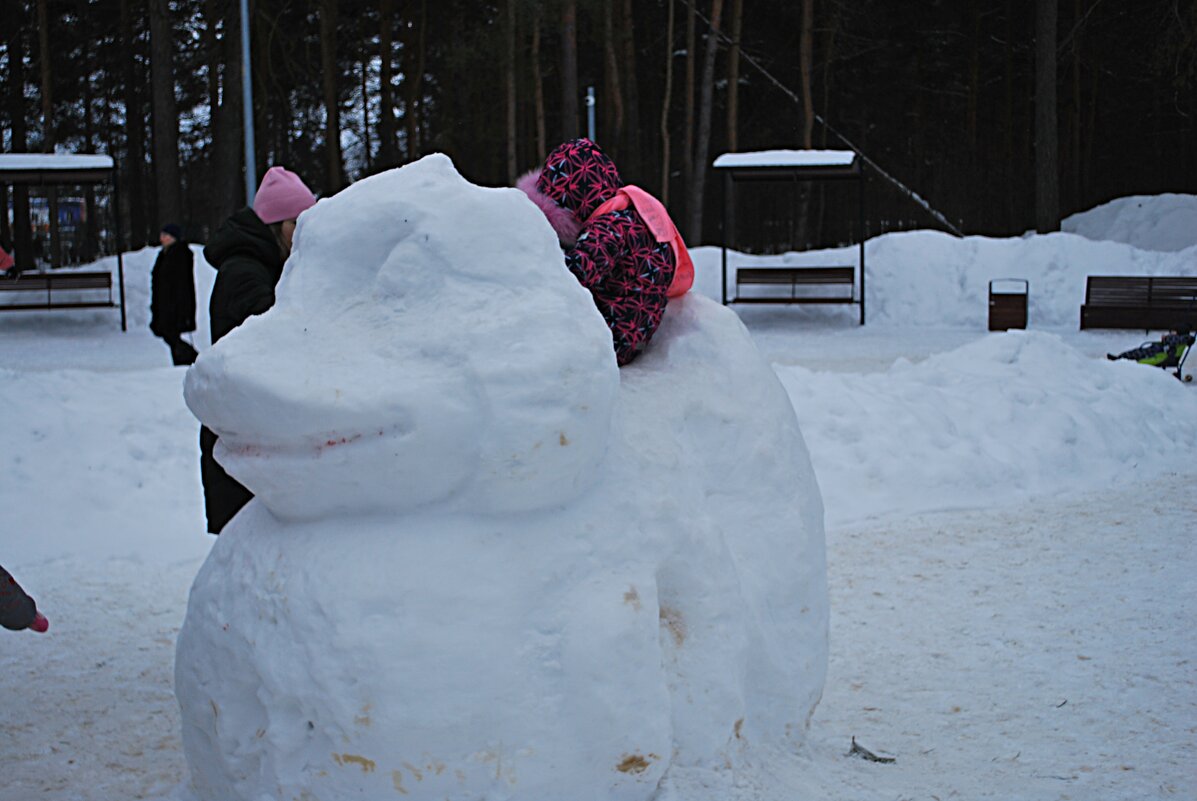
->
[253,166,317,224]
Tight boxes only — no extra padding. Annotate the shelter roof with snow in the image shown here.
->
[0,153,116,185]
[713,150,860,182]
[713,149,856,169]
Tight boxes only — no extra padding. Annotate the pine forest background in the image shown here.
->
[2,0,1195,271]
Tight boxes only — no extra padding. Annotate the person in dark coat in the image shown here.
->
[199,166,317,534]
[150,223,198,365]
[516,138,687,366]
[1,564,49,633]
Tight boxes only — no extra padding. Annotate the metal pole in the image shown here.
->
[240,0,257,206]
[586,86,596,142]
[721,172,729,305]
[113,168,127,331]
[858,162,865,326]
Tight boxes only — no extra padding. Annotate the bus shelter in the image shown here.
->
[0,153,128,330]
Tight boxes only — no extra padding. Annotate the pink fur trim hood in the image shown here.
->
[516,170,583,248]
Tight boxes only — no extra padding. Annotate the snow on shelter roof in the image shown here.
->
[0,153,115,184]
[713,149,856,169]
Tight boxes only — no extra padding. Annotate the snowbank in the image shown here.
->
[1063,193,1197,252]
[175,155,827,801]
[692,231,1196,329]
[776,329,1197,525]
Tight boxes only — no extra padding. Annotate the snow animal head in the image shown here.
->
[517,137,622,247]
[184,154,619,521]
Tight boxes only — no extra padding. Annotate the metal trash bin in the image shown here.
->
[989,278,1028,331]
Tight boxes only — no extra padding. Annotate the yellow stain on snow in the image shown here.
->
[659,605,686,646]
[332,753,376,773]
[615,753,659,774]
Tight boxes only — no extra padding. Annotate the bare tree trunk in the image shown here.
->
[682,0,695,212]
[660,0,675,203]
[251,5,272,173]
[799,0,814,148]
[912,50,925,199]
[505,0,518,182]
[968,0,980,152]
[4,9,34,272]
[618,0,640,178]
[360,51,371,172]
[1003,0,1016,231]
[82,50,100,262]
[214,0,244,219]
[725,0,742,153]
[201,0,222,234]
[795,0,813,246]
[404,0,427,159]
[120,0,149,248]
[687,0,724,243]
[602,0,624,152]
[1084,55,1097,208]
[561,0,580,139]
[816,4,839,242]
[1071,0,1083,208]
[378,0,398,165]
[37,0,63,268]
[321,0,344,192]
[149,0,183,227]
[1035,0,1059,232]
[37,1,51,147]
[967,0,981,229]
[531,3,547,163]
[203,0,220,125]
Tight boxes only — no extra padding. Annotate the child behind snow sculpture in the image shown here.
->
[517,138,693,366]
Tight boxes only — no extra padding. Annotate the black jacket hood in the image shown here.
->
[203,207,283,277]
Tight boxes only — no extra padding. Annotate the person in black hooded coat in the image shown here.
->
[149,223,198,365]
[198,166,316,534]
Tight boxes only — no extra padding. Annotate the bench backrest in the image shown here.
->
[737,266,855,285]
[1086,276,1197,307]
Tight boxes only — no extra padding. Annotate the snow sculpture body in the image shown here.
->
[176,155,827,801]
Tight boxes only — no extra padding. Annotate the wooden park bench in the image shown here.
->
[1079,275,1197,332]
[0,270,116,311]
[734,265,857,304]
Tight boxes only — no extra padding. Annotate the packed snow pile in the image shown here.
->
[176,155,827,801]
[693,228,1196,329]
[1063,193,1197,252]
[776,329,1197,525]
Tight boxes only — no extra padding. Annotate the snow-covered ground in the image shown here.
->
[1,193,1195,801]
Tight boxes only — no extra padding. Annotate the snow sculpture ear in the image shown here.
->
[185,154,618,521]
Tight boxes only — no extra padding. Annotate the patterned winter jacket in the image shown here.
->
[518,138,676,366]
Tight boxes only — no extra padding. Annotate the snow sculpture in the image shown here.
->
[176,154,827,801]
